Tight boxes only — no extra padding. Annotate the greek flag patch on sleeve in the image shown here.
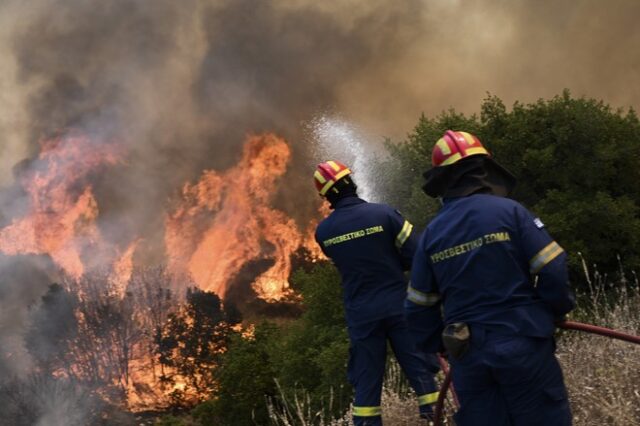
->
[533,217,545,229]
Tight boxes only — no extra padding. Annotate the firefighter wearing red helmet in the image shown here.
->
[314,161,442,425]
[406,130,575,425]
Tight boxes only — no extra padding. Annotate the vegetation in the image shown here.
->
[380,90,640,281]
[559,262,640,425]
[157,288,239,405]
[190,263,350,426]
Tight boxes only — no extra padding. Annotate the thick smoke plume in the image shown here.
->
[0,0,639,390]
[1,0,640,212]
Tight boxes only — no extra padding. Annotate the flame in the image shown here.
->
[109,239,140,297]
[0,130,330,412]
[0,131,323,300]
[165,133,317,300]
[301,200,331,260]
[0,133,122,278]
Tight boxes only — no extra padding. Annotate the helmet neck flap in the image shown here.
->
[422,155,516,199]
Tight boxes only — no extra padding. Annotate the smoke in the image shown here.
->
[0,255,57,377]
[0,373,133,426]
[1,0,638,217]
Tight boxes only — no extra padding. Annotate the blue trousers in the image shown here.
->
[348,315,439,426]
[450,329,572,426]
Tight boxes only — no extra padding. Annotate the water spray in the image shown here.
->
[307,115,380,202]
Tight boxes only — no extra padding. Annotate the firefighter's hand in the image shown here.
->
[555,314,571,326]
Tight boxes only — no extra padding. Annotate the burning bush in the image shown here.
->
[21,266,247,413]
[156,288,240,406]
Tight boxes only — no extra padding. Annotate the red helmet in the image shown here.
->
[432,130,489,167]
[314,160,352,196]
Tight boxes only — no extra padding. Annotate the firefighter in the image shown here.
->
[405,130,576,425]
[314,161,442,425]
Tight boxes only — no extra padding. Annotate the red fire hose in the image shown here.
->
[556,320,640,344]
[433,355,456,425]
[432,321,640,425]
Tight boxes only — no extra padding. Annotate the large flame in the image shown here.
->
[0,132,322,299]
[0,133,122,279]
[165,133,312,300]
[109,239,140,297]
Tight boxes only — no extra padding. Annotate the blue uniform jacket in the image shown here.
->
[406,194,575,342]
[315,196,417,327]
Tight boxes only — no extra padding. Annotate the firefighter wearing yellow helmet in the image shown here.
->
[406,130,575,425]
[314,160,442,425]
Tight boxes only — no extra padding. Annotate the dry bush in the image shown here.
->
[266,380,351,426]
[267,362,454,426]
[556,259,640,426]
[559,333,640,426]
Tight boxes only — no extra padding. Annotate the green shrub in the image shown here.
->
[380,91,640,283]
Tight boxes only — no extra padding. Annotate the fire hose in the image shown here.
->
[431,321,640,425]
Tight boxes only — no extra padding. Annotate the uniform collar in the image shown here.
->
[333,195,366,209]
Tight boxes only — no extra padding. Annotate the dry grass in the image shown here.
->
[557,259,640,426]
[267,362,454,425]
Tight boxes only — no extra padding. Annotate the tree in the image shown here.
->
[193,323,279,426]
[127,266,176,379]
[481,91,640,274]
[157,288,239,405]
[381,91,640,282]
[378,110,481,230]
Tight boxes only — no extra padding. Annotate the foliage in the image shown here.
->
[265,357,457,426]
[192,323,279,426]
[482,91,640,275]
[25,274,150,397]
[196,262,350,425]
[264,265,640,426]
[266,380,353,426]
[157,288,240,405]
[380,91,640,280]
[271,263,350,418]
